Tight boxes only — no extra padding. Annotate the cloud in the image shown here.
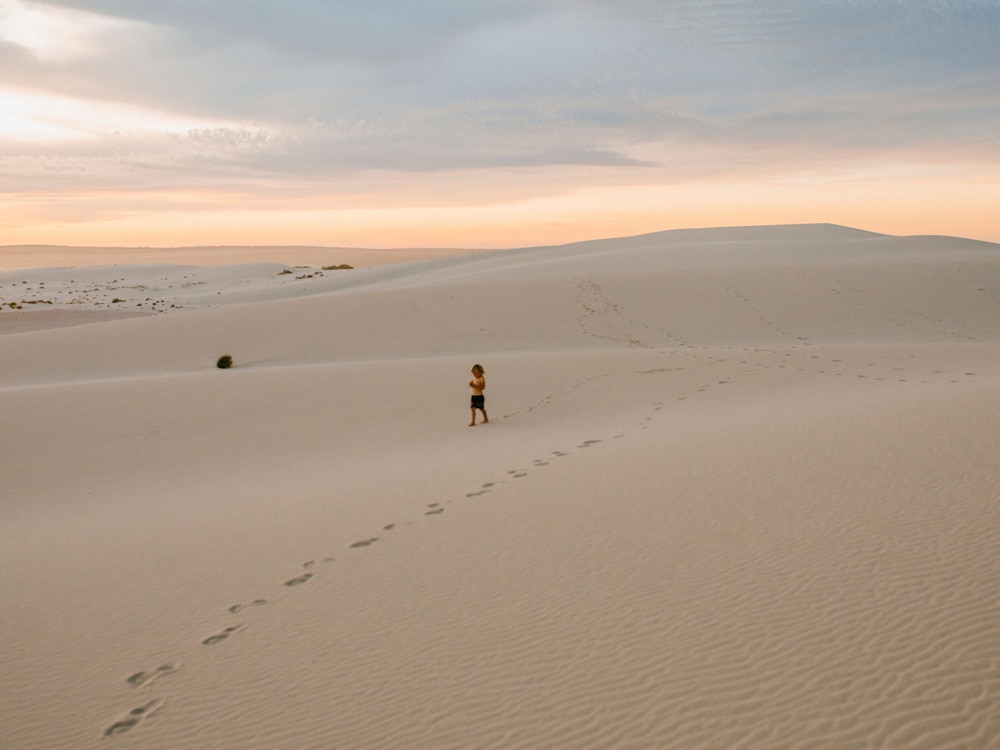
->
[2,0,1000,225]
[0,0,134,62]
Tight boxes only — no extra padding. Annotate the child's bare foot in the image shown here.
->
[468,421,476,427]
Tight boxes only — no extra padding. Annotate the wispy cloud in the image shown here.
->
[2,0,999,245]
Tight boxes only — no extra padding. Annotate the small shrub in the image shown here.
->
[216,354,234,369]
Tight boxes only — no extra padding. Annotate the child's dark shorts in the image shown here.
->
[471,395,485,409]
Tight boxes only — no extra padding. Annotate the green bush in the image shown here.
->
[216,354,234,369]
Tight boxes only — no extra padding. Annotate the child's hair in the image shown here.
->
[471,364,484,376]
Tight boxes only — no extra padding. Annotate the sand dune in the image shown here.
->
[1,225,998,749]
[0,244,484,273]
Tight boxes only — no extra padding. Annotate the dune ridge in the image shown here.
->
[0,244,483,272]
[1,224,998,749]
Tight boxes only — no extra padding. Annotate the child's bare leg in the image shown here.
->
[481,408,489,424]
[469,407,477,426]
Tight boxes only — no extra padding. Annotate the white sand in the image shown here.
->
[1,224,998,749]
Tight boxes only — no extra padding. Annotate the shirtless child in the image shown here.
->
[468,364,489,426]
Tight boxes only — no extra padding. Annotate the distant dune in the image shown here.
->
[0,243,485,271]
[2,225,998,749]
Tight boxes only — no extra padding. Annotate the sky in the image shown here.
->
[1,0,999,249]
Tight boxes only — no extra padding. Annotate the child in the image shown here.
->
[468,364,488,426]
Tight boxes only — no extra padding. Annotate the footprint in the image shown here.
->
[382,523,396,531]
[202,624,244,646]
[466,490,487,497]
[228,599,267,614]
[425,508,445,516]
[512,472,527,478]
[126,664,179,688]
[579,439,602,447]
[104,698,165,737]
[482,482,495,488]
[283,573,314,587]
[350,538,379,548]
[302,560,315,569]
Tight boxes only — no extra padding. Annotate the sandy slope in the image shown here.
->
[1,225,998,749]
